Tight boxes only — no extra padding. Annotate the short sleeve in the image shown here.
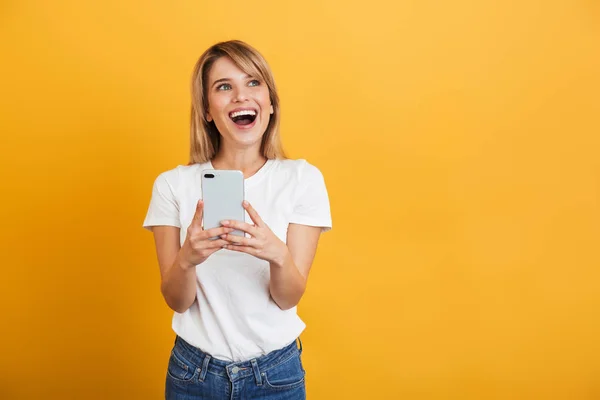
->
[142,169,181,231]
[289,162,332,232]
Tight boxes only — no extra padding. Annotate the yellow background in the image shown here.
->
[1,1,599,399]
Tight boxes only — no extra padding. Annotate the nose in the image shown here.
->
[232,85,249,102]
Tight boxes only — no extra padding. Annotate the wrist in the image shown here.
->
[176,251,195,271]
[271,247,292,269]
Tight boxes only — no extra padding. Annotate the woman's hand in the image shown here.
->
[179,200,232,268]
[220,201,289,267]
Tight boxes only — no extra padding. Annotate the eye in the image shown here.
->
[217,83,232,91]
[248,79,260,87]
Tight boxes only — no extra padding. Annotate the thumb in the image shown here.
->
[192,199,204,229]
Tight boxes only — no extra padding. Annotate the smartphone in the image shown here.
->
[201,169,245,239]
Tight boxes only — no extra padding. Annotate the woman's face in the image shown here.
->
[206,56,273,150]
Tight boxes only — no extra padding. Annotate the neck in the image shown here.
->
[211,146,267,179]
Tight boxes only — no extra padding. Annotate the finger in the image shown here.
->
[223,244,257,256]
[192,200,204,228]
[243,201,264,227]
[202,226,234,239]
[202,241,229,257]
[220,233,256,247]
[220,220,258,236]
[205,239,229,249]
[194,239,228,251]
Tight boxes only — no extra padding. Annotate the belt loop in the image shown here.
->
[199,354,211,382]
[251,359,262,386]
[297,337,303,354]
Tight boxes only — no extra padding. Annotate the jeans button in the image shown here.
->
[232,366,240,374]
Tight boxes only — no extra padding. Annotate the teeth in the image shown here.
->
[229,109,257,118]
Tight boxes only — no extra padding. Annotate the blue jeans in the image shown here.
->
[165,336,306,400]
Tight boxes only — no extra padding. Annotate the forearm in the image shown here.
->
[269,251,307,310]
[161,252,197,313]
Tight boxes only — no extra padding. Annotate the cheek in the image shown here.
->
[208,95,228,117]
[263,94,272,106]
[256,88,271,106]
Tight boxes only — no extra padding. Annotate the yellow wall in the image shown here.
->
[1,1,599,399]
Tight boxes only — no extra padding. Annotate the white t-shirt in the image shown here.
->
[142,158,332,362]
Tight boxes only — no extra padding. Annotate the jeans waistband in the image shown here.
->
[172,336,302,382]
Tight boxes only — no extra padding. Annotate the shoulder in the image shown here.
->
[270,158,325,182]
[152,162,210,187]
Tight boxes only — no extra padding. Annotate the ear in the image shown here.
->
[270,104,274,114]
[206,112,213,122]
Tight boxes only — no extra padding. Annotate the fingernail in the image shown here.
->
[242,200,249,206]
[221,220,229,225]
[220,234,227,239]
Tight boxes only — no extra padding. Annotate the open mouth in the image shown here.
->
[229,109,257,126]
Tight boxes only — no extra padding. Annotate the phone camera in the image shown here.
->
[204,174,215,178]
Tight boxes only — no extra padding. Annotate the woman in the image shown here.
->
[143,40,332,399]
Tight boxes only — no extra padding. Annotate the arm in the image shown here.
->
[151,226,197,313]
[221,202,324,310]
[151,200,231,313]
[269,223,322,310]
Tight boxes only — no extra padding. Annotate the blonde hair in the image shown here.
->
[188,40,286,164]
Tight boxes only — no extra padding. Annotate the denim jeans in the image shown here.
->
[165,336,306,399]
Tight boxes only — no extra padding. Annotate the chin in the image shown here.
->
[218,130,259,147]
[224,124,268,145]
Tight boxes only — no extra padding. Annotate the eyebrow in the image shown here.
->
[211,74,253,88]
